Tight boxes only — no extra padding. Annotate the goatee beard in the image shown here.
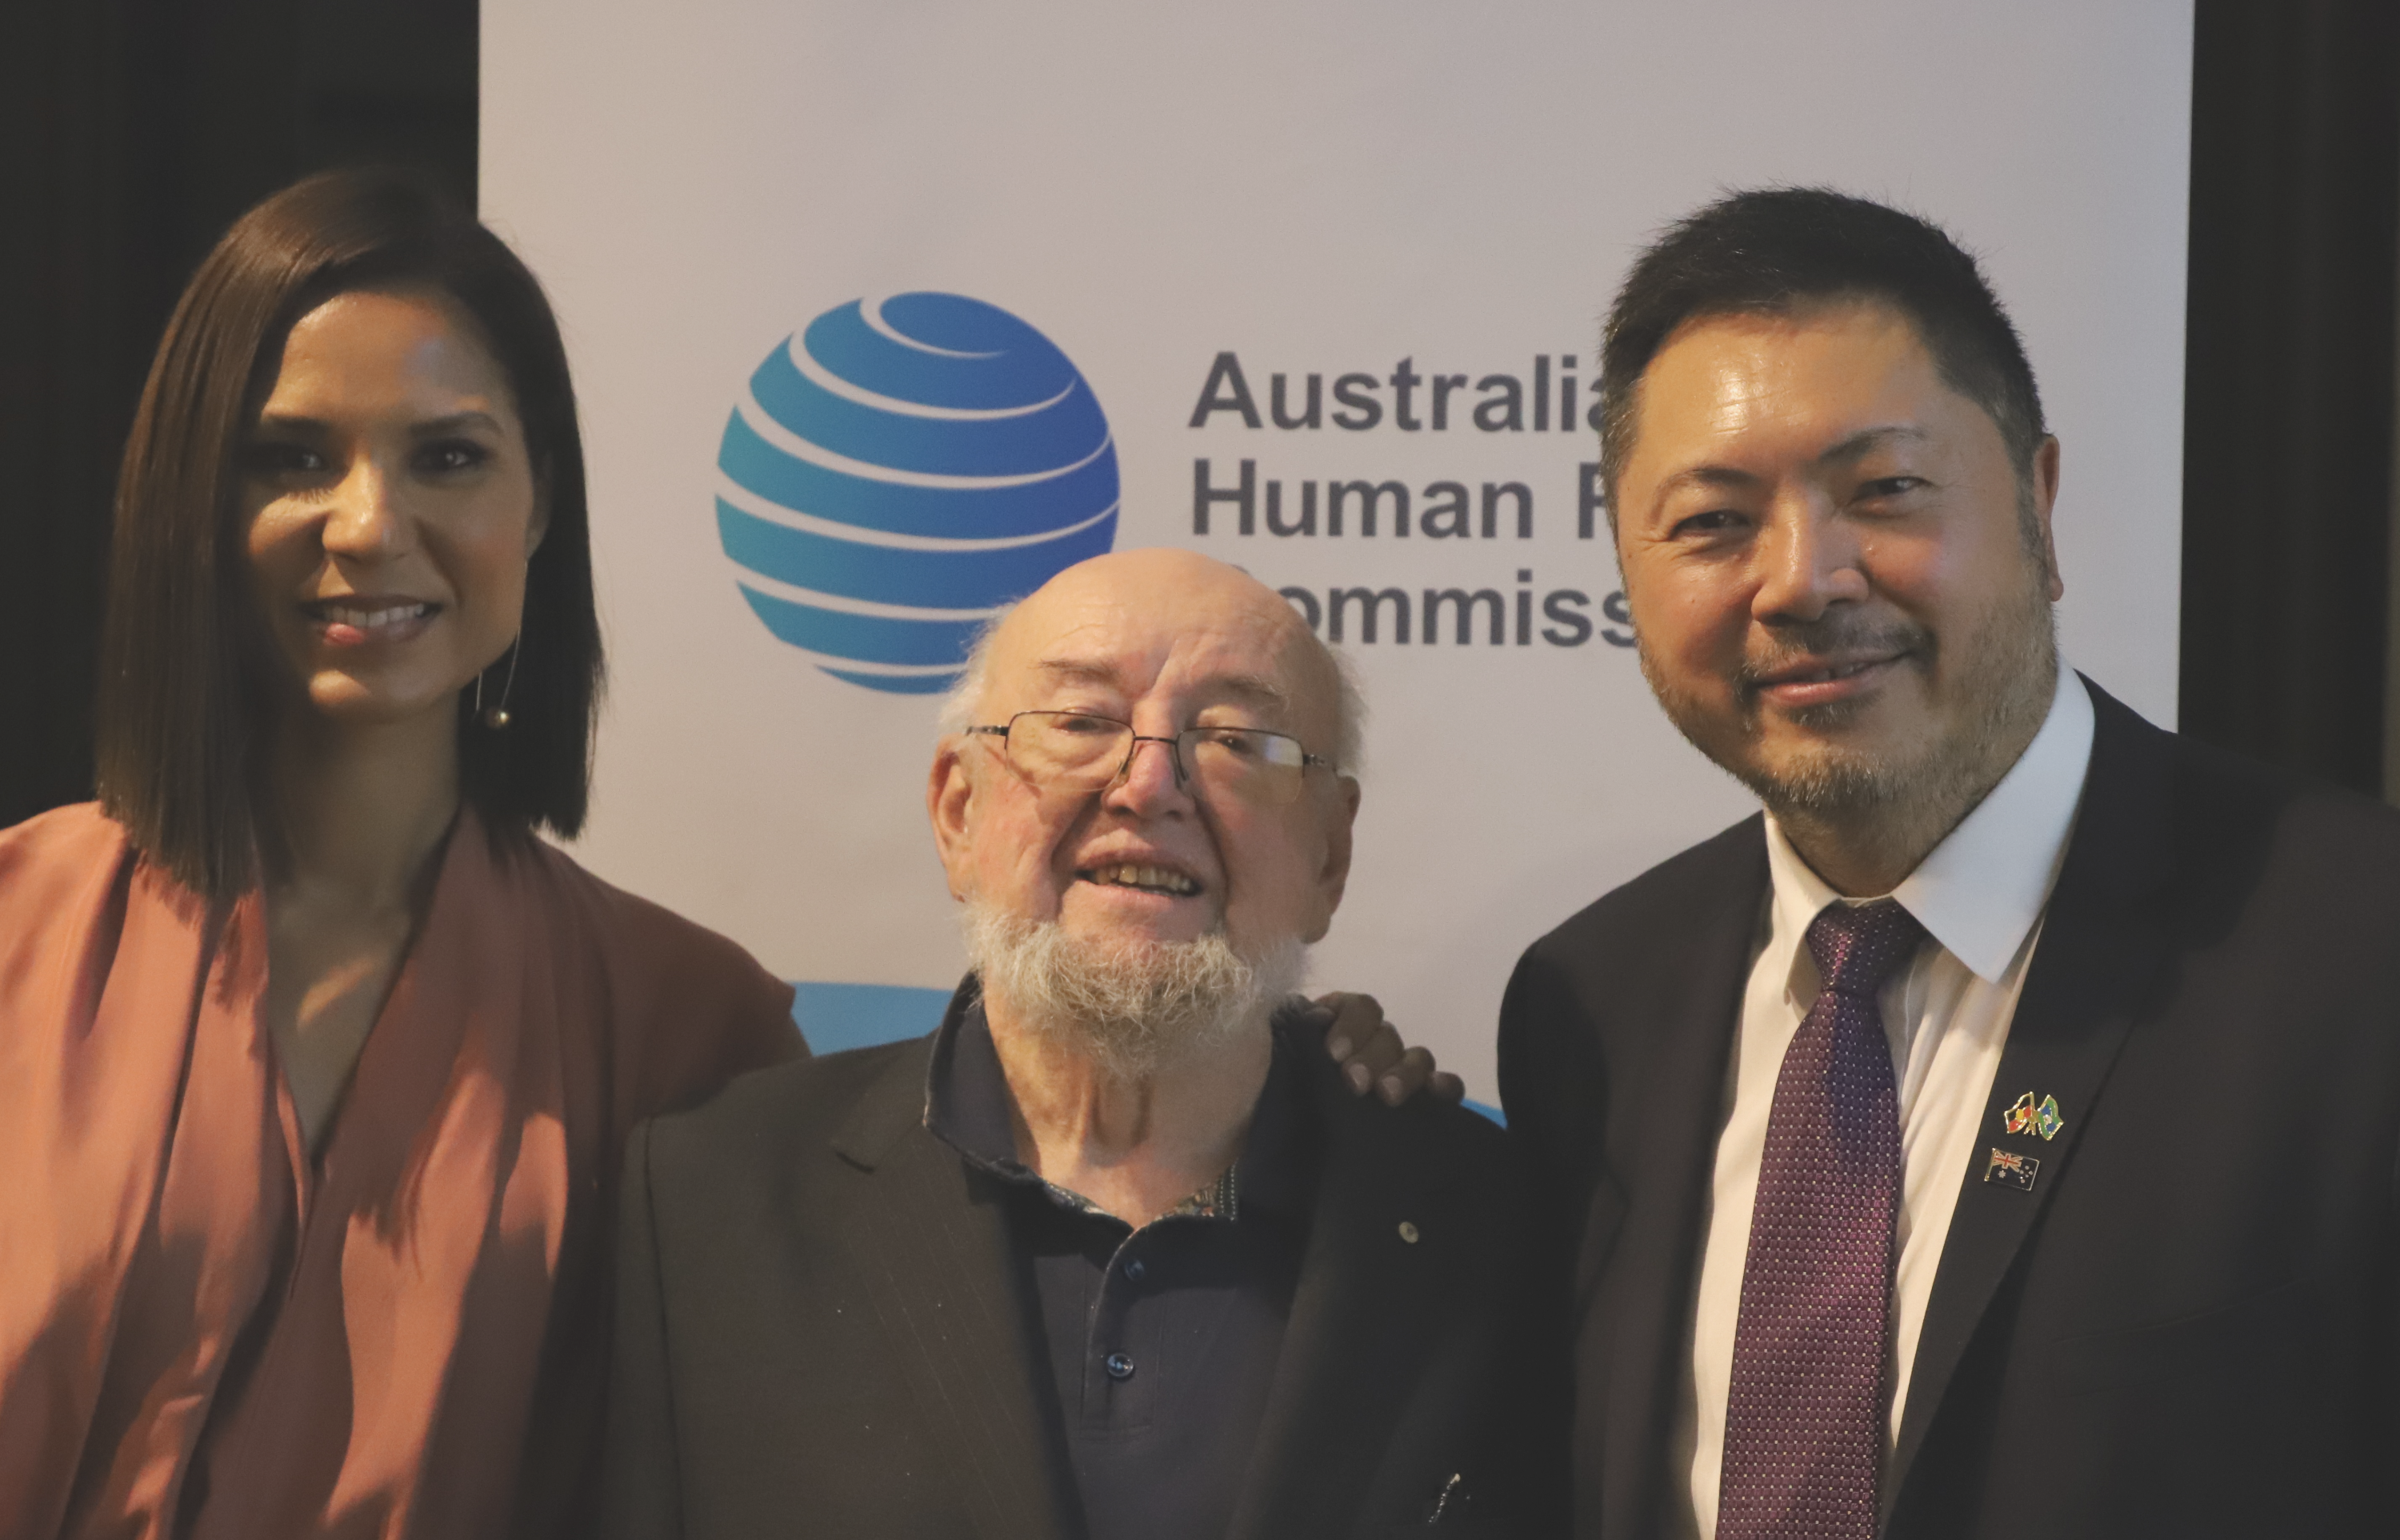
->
[1641,577,2057,831]
[961,901,1306,1082]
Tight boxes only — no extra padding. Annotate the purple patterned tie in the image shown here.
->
[1718,899,1926,1540]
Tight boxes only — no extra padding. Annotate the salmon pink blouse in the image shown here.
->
[0,803,800,1538]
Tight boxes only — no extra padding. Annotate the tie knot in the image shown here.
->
[1805,898,1926,1000]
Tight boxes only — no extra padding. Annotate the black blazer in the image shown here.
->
[1498,679,2400,1538]
[602,1002,1568,1538]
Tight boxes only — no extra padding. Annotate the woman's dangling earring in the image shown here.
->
[477,638,521,730]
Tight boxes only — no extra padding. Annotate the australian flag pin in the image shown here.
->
[1983,1146,2041,1190]
[2002,1091,2066,1142]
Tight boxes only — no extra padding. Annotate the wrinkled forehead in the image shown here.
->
[986,580,1337,738]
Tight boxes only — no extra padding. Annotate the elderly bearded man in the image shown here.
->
[1498,186,2400,1539]
[602,549,1566,1539]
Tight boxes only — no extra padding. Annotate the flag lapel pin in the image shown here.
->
[2002,1091,2066,1142]
[1983,1147,2041,1190]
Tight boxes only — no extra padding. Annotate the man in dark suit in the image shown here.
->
[604,548,1564,1538]
[1499,187,2400,1538]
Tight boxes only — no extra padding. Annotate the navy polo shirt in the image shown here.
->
[924,994,1318,1540]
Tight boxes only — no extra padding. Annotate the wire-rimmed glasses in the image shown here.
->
[966,710,1335,807]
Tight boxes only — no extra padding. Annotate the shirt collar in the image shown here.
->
[1763,664,2096,984]
[922,982,1022,1175]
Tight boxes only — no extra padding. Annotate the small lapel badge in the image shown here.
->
[2002,1091,2066,1142]
[1984,1146,2041,1190]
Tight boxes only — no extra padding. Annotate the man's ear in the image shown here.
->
[1301,774,1361,942]
[927,742,978,901]
[2030,435,2064,602]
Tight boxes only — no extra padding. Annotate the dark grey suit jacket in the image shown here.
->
[1498,679,2400,1537]
[602,994,1567,1538]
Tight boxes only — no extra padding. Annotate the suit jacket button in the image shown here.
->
[1104,1352,1135,1381]
[1398,1221,1421,1243]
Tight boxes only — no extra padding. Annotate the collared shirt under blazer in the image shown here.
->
[1673,668,2094,1538]
[1498,673,2400,1536]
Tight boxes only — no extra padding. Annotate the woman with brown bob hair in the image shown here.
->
[0,168,801,1536]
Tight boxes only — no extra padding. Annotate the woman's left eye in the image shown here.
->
[417,440,490,474]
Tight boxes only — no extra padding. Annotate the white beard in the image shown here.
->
[961,899,1307,1082]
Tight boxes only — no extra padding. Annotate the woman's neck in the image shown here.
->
[264,700,462,913]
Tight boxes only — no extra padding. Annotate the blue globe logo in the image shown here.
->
[714,293,1119,694]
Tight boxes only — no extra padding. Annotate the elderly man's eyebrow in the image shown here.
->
[1201,675,1293,715]
[1033,659,1127,692]
[1030,659,1292,715]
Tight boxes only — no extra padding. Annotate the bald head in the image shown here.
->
[944,550,1358,772]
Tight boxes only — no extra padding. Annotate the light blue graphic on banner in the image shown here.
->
[718,293,1119,694]
[788,982,952,1055]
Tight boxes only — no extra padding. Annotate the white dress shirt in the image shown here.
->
[1667,666,2097,1539]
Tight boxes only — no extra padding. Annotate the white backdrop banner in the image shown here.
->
[482,2,2192,1101]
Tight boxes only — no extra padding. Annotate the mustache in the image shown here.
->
[1732,614,1934,691]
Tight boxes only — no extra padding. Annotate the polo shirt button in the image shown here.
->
[1104,1352,1136,1381]
[1123,1258,1146,1282]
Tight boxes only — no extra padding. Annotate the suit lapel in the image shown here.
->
[1884,682,2180,1516]
[1598,818,1772,1539]
[1226,1067,1453,1539]
[829,1042,1079,1540]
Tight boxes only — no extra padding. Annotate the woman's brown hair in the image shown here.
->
[94,166,603,898]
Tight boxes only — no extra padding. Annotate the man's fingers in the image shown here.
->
[1350,1020,1407,1078]
[1314,992,1454,1104]
[1377,1046,1437,1106]
[1315,991,1386,1066]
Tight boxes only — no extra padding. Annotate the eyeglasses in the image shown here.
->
[966,710,1336,806]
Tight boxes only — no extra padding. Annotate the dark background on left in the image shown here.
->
[0,0,476,827]
[5,2,2396,830]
